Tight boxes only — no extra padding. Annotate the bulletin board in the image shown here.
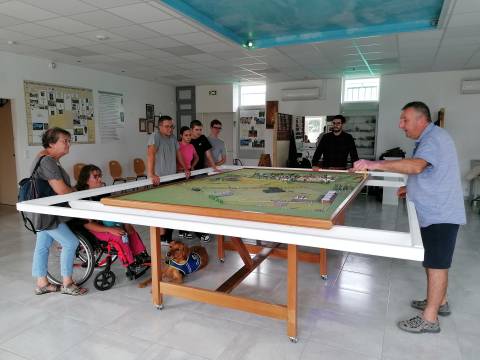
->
[24,81,95,145]
[239,109,266,149]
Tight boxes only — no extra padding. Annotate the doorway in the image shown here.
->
[0,99,18,205]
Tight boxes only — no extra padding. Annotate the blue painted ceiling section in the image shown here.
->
[161,0,445,48]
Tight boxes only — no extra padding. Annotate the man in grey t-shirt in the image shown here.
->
[207,119,226,166]
[147,115,188,186]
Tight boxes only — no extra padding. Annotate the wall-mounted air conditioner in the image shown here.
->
[281,87,321,101]
[461,79,480,94]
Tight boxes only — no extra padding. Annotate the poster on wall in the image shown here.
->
[24,81,95,145]
[277,113,292,141]
[239,109,266,149]
[98,91,125,143]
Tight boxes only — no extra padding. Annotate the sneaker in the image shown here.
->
[200,233,211,243]
[398,315,440,333]
[411,299,451,316]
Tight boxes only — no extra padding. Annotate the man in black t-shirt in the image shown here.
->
[311,115,359,169]
[190,120,218,171]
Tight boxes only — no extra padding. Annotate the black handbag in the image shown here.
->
[18,156,57,233]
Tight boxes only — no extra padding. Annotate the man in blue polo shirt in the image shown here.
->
[353,101,466,333]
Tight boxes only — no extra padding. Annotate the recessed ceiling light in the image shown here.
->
[7,40,17,45]
[243,40,254,49]
[95,35,109,41]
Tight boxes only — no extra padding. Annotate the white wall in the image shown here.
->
[196,84,236,113]
[266,79,342,116]
[378,69,480,195]
[0,51,175,184]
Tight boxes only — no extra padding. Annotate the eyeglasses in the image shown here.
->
[212,126,222,130]
[161,124,175,129]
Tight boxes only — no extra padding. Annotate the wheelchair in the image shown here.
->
[46,221,149,291]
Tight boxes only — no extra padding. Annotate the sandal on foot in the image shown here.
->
[411,299,451,316]
[60,284,88,296]
[34,284,60,295]
[398,315,440,333]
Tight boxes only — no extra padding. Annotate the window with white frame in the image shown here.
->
[342,77,380,103]
[240,84,266,106]
[304,116,326,144]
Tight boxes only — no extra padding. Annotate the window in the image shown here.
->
[342,77,380,103]
[240,85,266,106]
[304,116,326,144]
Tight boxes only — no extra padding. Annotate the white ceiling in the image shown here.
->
[0,0,479,85]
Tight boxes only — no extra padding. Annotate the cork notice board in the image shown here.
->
[24,81,95,145]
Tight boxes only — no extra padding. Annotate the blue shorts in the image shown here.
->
[420,224,459,269]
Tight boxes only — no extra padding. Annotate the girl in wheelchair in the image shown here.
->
[76,165,150,278]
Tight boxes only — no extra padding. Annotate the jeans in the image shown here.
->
[32,222,79,278]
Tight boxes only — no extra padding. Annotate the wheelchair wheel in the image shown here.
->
[94,270,116,291]
[47,231,95,286]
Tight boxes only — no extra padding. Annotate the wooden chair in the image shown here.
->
[133,158,147,180]
[109,160,135,184]
[73,163,86,182]
[257,154,272,167]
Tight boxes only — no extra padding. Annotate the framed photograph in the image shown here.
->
[146,104,154,120]
[154,115,160,129]
[147,119,155,134]
[139,118,147,132]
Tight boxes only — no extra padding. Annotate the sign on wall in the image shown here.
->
[24,81,95,145]
[98,91,124,143]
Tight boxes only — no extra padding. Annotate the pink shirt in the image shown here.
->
[177,142,197,171]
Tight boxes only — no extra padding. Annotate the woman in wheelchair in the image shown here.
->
[76,165,150,277]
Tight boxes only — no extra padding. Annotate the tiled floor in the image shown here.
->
[0,197,479,360]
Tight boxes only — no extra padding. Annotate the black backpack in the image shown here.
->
[18,156,57,233]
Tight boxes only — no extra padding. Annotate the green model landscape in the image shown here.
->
[117,168,366,220]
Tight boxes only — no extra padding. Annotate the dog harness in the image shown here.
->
[166,252,202,276]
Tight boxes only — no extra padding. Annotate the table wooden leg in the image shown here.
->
[231,237,254,268]
[287,244,298,342]
[320,248,327,280]
[217,234,225,262]
[150,226,163,309]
